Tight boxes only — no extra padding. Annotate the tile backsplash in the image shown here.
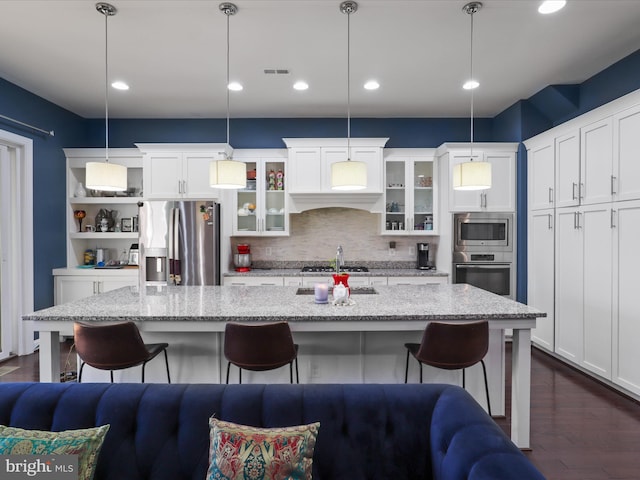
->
[231,207,438,266]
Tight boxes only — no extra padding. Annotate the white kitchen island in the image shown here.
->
[23,283,544,448]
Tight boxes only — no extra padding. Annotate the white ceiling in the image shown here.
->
[1,0,639,119]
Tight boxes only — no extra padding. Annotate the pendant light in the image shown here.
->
[210,2,246,189]
[331,1,367,191]
[86,2,127,192]
[453,2,491,191]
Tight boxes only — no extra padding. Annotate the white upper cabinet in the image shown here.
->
[231,151,289,237]
[442,143,518,212]
[613,103,640,202]
[382,149,438,235]
[137,143,231,199]
[580,117,614,206]
[527,141,555,211]
[554,130,581,208]
[283,138,388,195]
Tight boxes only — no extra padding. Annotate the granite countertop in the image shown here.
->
[224,268,449,277]
[24,284,544,323]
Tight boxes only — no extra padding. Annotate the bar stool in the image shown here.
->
[404,320,491,415]
[74,321,171,383]
[224,321,299,384]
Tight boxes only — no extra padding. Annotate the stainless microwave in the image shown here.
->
[453,212,513,253]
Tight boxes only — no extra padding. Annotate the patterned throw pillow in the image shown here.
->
[207,418,320,480]
[0,424,110,480]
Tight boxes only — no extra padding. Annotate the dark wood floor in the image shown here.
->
[1,341,639,479]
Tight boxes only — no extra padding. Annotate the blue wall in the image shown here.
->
[82,117,494,149]
[2,47,640,308]
[0,79,86,310]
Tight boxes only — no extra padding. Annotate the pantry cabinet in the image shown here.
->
[231,150,289,236]
[525,91,640,400]
[137,143,231,199]
[382,149,438,235]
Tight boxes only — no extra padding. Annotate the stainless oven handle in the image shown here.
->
[455,264,511,270]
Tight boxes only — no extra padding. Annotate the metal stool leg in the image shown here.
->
[78,362,85,383]
[404,349,411,383]
[163,349,171,383]
[225,362,231,384]
[481,359,492,416]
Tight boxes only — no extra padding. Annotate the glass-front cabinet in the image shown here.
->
[232,151,288,236]
[382,150,437,235]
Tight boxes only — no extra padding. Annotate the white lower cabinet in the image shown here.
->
[54,271,138,305]
[527,210,555,352]
[386,276,447,285]
[612,200,640,395]
[554,208,584,363]
[223,277,285,286]
[555,205,613,378]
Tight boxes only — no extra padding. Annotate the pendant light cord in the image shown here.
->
[469,7,475,159]
[104,8,110,163]
[346,7,351,159]
[226,9,230,150]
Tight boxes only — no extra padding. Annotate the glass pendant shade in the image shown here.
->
[209,159,246,189]
[452,160,491,191]
[331,160,367,190]
[85,161,127,192]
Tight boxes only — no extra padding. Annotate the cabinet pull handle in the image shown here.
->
[183,180,187,194]
[611,175,617,195]
[572,182,577,200]
[611,209,616,228]
[93,281,97,295]
[579,183,584,200]
[576,211,582,229]
[548,187,553,204]
[178,180,182,194]
[548,214,553,230]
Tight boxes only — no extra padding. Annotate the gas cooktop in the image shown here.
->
[301,265,369,273]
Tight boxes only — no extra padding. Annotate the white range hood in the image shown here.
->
[283,137,389,213]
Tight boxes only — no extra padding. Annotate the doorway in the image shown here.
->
[0,130,34,359]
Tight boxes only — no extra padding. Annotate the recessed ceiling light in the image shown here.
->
[111,81,129,90]
[228,82,243,91]
[463,79,479,90]
[293,81,309,91]
[538,0,566,14]
[364,80,380,90]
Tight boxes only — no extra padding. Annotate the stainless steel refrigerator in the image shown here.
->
[138,200,221,286]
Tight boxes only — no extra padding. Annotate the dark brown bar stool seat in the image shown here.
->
[74,321,171,383]
[224,321,299,384]
[404,320,491,415]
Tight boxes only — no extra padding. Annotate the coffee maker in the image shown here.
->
[233,244,251,272]
[417,242,431,270]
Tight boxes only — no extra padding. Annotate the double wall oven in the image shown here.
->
[452,212,515,299]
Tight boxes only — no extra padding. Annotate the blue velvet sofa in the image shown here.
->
[0,383,544,480]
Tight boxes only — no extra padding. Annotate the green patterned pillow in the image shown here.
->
[207,418,320,480]
[0,424,110,480]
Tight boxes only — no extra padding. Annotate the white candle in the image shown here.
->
[314,283,329,303]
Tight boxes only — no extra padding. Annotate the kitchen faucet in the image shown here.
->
[336,245,344,273]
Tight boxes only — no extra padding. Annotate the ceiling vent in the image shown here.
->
[264,69,290,75]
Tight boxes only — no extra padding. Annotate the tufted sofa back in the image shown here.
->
[0,383,544,480]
